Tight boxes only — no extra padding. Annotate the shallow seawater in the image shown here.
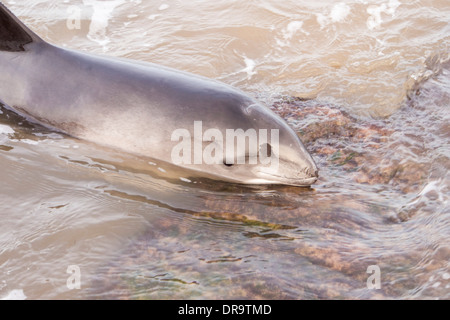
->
[0,0,449,299]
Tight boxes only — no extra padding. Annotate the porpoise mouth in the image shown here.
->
[295,176,319,186]
[253,169,319,187]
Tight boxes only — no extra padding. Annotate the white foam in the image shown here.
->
[387,0,401,15]
[330,3,351,23]
[316,14,328,29]
[367,5,384,30]
[419,179,446,202]
[316,3,351,28]
[158,167,166,173]
[367,0,401,30]
[284,21,305,40]
[276,21,309,47]
[1,289,26,300]
[34,132,64,140]
[83,0,126,49]
[180,177,192,183]
[20,139,39,146]
[241,56,257,80]
[432,281,441,288]
[148,14,161,20]
[0,124,14,135]
[158,4,169,11]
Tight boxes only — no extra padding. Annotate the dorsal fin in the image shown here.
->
[0,2,42,52]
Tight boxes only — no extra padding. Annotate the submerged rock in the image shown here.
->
[88,94,447,299]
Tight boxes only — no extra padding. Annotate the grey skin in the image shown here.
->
[0,4,318,186]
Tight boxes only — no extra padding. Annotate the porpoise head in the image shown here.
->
[168,93,319,187]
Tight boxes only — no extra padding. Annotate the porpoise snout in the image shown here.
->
[305,162,319,179]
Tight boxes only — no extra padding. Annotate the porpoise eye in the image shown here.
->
[260,143,272,157]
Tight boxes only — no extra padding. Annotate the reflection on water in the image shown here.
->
[1,0,449,299]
